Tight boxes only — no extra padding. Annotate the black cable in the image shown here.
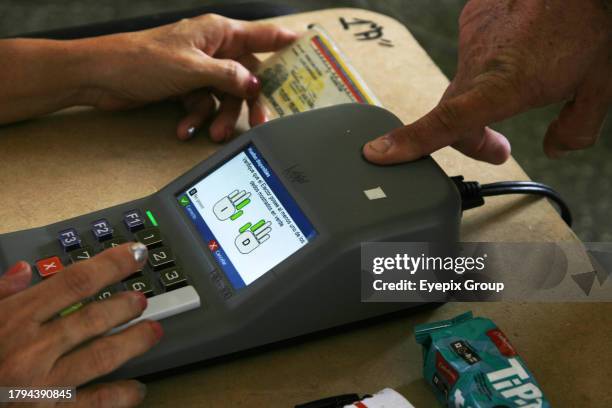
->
[451,176,573,227]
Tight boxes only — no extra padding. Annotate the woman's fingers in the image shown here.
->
[193,15,296,57]
[247,98,269,127]
[177,91,216,140]
[60,380,147,408]
[0,261,32,300]
[51,320,162,385]
[7,243,147,323]
[198,57,261,100]
[209,95,243,142]
[237,54,270,127]
[231,20,297,55]
[43,291,147,357]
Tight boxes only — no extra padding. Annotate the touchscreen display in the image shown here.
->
[177,145,317,289]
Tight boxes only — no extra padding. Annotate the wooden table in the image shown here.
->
[1,8,610,407]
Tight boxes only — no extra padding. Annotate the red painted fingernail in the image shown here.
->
[133,291,148,310]
[149,321,164,341]
[6,261,29,277]
[246,75,261,98]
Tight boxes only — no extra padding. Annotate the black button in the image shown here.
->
[96,286,117,301]
[123,209,145,232]
[148,247,174,271]
[159,267,187,291]
[135,227,162,249]
[68,246,94,263]
[58,228,81,252]
[103,237,127,250]
[122,270,143,282]
[91,218,113,241]
[125,276,154,298]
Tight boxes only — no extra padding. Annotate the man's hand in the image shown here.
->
[363,0,611,164]
[0,14,296,141]
[0,243,161,408]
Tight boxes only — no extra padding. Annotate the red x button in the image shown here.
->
[208,240,219,252]
[35,256,64,278]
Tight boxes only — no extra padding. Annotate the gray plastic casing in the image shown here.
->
[0,104,461,379]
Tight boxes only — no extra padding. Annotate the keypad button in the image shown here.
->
[96,286,117,301]
[148,247,174,271]
[91,218,113,241]
[123,209,145,232]
[103,237,127,250]
[159,267,187,291]
[68,246,94,263]
[125,276,154,298]
[135,227,162,249]
[58,228,81,252]
[122,270,143,282]
[35,256,64,278]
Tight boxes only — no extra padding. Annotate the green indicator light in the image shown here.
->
[146,210,159,227]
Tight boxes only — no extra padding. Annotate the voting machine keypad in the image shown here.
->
[33,209,200,326]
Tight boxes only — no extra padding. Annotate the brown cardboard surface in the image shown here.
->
[0,8,609,407]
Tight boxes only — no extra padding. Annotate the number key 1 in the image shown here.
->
[135,227,162,249]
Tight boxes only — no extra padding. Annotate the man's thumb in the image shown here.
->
[363,85,516,164]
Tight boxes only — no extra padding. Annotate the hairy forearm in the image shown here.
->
[0,38,98,125]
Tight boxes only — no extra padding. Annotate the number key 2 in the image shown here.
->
[148,247,174,271]
[125,276,154,298]
[159,267,187,291]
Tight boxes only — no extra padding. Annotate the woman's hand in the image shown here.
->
[80,14,297,141]
[0,243,161,407]
[0,14,296,141]
[363,0,611,164]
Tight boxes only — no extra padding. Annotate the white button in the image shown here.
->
[109,286,200,334]
[364,186,387,200]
